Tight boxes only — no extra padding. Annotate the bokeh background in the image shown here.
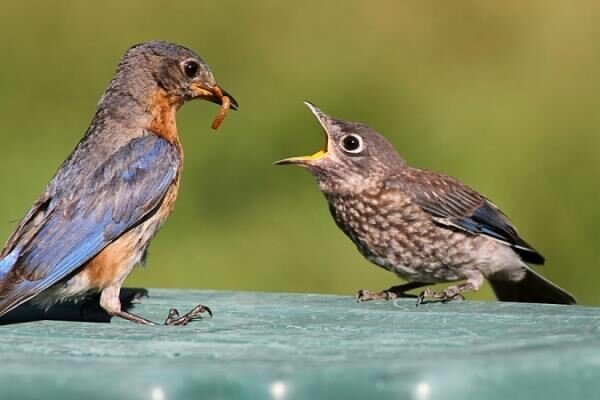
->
[0,1,599,304]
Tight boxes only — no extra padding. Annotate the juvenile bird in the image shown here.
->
[0,41,238,325]
[276,102,575,305]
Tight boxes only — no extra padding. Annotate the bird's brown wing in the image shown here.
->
[1,195,55,259]
[385,168,544,264]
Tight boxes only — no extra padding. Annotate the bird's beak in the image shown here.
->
[274,101,330,166]
[190,82,239,110]
[191,81,239,130]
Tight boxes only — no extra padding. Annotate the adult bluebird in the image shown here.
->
[276,102,575,305]
[0,41,238,325]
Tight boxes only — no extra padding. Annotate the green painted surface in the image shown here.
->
[0,289,599,400]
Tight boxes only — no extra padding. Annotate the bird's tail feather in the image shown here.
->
[488,268,576,305]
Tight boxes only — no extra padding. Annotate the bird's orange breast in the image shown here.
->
[82,176,181,289]
[83,231,141,288]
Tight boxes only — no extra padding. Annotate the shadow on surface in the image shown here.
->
[0,287,148,325]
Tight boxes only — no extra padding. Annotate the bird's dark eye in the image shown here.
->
[182,60,200,78]
[341,134,364,154]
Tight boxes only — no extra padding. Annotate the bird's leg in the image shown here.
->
[79,288,151,322]
[416,275,484,306]
[100,285,157,324]
[357,281,429,302]
[101,286,211,325]
[163,305,212,326]
[113,310,157,325]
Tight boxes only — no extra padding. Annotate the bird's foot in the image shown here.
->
[356,289,399,302]
[111,304,212,326]
[357,282,427,302]
[416,287,465,306]
[113,310,156,325]
[164,304,212,326]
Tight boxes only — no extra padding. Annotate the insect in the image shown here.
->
[211,86,232,130]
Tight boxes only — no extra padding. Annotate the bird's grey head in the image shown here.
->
[102,41,238,111]
[275,102,406,194]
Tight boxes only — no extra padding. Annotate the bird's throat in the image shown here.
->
[147,89,181,144]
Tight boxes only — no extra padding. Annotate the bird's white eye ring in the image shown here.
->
[340,134,364,154]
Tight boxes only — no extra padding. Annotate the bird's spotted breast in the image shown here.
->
[326,190,486,283]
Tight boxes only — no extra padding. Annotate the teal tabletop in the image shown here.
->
[0,289,598,400]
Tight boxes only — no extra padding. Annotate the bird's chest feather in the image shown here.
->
[147,89,181,144]
[82,172,182,288]
[326,192,478,281]
[327,192,419,261]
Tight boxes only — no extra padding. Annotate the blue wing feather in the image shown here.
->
[0,247,20,276]
[0,135,180,315]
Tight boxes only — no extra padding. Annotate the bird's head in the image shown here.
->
[275,102,405,194]
[118,41,238,109]
[100,41,238,134]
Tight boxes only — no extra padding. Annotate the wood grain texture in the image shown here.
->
[0,289,598,400]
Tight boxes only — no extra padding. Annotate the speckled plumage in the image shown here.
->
[276,102,575,305]
[0,41,237,324]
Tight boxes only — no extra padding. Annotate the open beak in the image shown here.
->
[191,82,239,110]
[274,101,329,166]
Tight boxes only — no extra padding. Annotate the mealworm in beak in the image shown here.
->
[211,95,231,130]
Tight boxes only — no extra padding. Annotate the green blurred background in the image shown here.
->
[0,1,598,304]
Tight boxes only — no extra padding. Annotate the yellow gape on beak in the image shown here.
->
[274,148,327,166]
[274,101,329,166]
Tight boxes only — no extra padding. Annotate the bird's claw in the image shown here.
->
[164,304,212,326]
[416,288,465,306]
[356,289,397,302]
[356,289,373,302]
[164,308,180,324]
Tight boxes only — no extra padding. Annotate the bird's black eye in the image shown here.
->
[341,134,364,154]
[182,60,200,78]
